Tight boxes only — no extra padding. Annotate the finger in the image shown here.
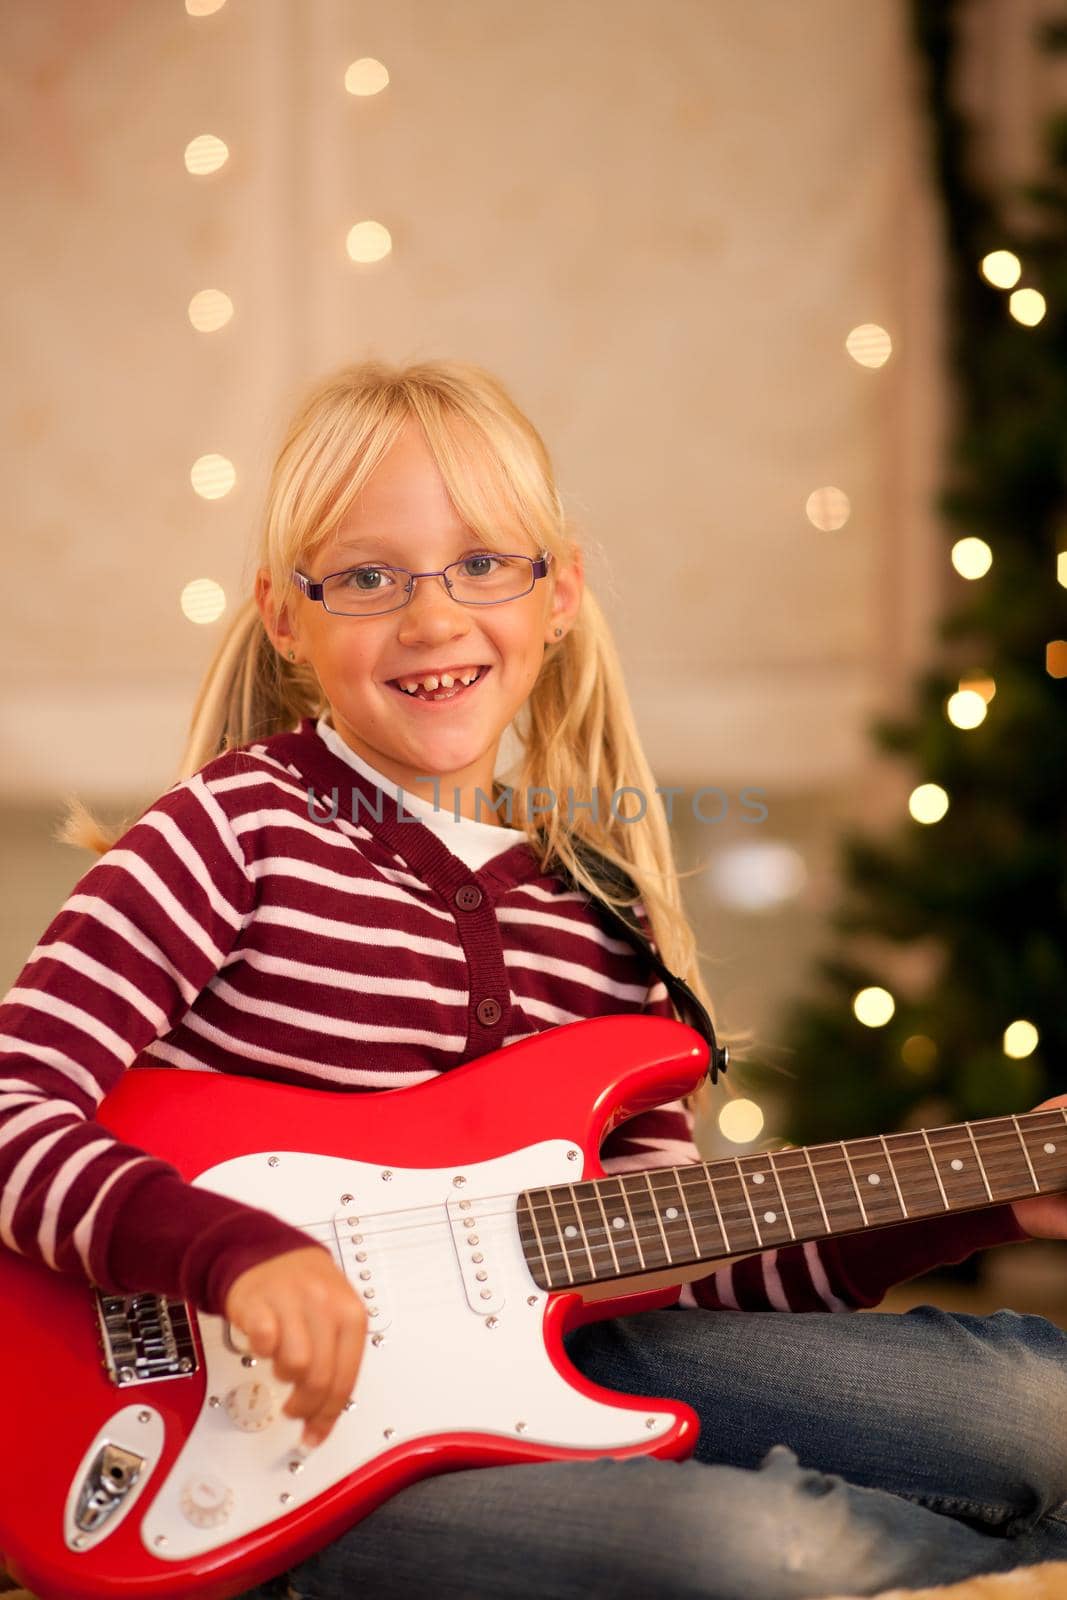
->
[286,1293,336,1435]
[305,1304,366,1446]
[243,1305,279,1361]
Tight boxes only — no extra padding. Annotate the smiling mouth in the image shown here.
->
[386,666,491,704]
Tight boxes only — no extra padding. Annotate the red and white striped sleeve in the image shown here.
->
[0,772,319,1315]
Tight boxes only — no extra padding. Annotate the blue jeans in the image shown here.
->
[236,1301,1067,1599]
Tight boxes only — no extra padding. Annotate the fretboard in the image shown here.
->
[517,1106,1066,1291]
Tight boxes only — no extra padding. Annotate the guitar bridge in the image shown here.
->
[94,1291,199,1385]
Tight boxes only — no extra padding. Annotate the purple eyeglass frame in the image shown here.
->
[292,549,552,615]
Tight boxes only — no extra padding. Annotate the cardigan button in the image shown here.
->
[455,884,483,911]
[476,998,502,1026]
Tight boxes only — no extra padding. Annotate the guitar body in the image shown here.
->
[0,1015,710,1600]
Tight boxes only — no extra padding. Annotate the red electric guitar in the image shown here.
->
[1,1013,1062,1600]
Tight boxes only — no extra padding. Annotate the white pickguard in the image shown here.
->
[141,1139,677,1561]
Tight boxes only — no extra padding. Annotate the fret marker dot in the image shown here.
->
[950,1159,964,1171]
[867,1173,880,1185]
[664,1207,679,1221]
[751,1173,765,1184]
[1045,1144,1057,1154]
[564,1224,578,1237]
[612,1216,626,1229]
[763,1211,777,1224]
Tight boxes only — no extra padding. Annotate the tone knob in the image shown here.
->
[223,1379,277,1432]
[179,1474,234,1528]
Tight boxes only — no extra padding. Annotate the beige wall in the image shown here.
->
[0,0,1047,1092]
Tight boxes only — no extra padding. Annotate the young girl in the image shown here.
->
[6,359,1067,1600]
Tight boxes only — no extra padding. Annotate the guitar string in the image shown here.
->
[279,1117,1065,1255]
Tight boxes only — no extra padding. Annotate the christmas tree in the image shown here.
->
[747,0,1067,1164]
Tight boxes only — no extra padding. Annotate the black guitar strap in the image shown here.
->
[557,841,730,1087]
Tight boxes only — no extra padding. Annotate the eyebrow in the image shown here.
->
[328,533,499,560]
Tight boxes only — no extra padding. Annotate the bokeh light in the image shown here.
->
[980,250,1021,289]
[718,1099,765,1144]
[180,578,227,625]
[1003,1020,1039,1059]
[853,987,895,1027]
[908,783,949,824]
[805,486,851,532]
[845,324,893,368]
[951,537,993,579]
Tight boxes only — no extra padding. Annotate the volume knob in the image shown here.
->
[179,1474,233,1528]
[224,1379,277,1432]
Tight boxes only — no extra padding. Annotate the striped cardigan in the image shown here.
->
[0,716,1026,1317]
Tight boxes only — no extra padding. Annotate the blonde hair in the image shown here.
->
[56,358,745,1123]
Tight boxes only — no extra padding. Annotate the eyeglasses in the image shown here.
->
[292,549,552,617]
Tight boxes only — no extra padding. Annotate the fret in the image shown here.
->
[588,1178,623,1277]
[642,1172,675,1263]
[921,1129,950,1209]
[543,1184,581,1285]
[965,1123,994,1201]
[646,1168,699,1265]
[804,1144,865,1233]
[840,1136,906,1226]
[927,1122,993,1205]
[765,1146,830,1239]
[695,1161,732,1251]
[763,1152,797,1240]
[840,1141,869,1225]
[734,1156,764,1247]
[570,1181,616,1280]
[803,1145,832,1232]
[592,1177,646,1275]
[1011,1115,1039,1194]
[618,1172,671,1270]
[1020,1108,1067,1200]
[703,1161,760,1253]
[515,1192,553,1288]
[676,1164,729,1257]
[879,1134,908,1218]
[732,1153,792,1248]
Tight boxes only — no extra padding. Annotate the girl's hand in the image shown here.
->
[223,1245,368,1449]
[1010,1093,1067,1241]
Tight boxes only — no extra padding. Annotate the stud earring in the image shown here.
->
[554,627,563,638]
[288,650,296,661]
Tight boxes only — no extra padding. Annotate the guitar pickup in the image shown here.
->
[447,1195,505,1315]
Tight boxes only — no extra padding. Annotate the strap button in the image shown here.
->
[455,884,483,910]
[476,998,502,1026]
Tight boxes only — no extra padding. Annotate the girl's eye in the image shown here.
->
[459,554,504,577]
[343,566,394,591]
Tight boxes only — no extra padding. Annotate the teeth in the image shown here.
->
[396,667,483,695]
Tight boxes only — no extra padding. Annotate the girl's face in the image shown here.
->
[256,419,583,816]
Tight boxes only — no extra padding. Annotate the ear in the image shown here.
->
[545,542,584,645]
[255,567,301,663]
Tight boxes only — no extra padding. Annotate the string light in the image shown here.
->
[345,58,390,95]
[186,0,226,13]
[184,134,229,176]
[845,325,892,368]
[1058,552,1067,588]
[190,454,236,500]
[1009,288,1046,326]
[180,579,226,624]
[908,783,949,824]
[805,487,851,532]
[718,1099,765,1144]
[1003,1020,1039,1059]
[958,670,996,702]
[188,290,234,333]
[980,250,1021,289]
[951,536,992,579]
[346,221,392,263]
[1046,641,1067,679]
[901,1035,938,1072]
[853,987,895,1027]
[946,689,987,729]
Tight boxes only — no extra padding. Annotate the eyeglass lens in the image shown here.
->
[322,553,535,615]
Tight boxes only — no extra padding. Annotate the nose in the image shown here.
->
[395,571,472,644]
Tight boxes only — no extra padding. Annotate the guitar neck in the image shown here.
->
[517,1105,1066,1292]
